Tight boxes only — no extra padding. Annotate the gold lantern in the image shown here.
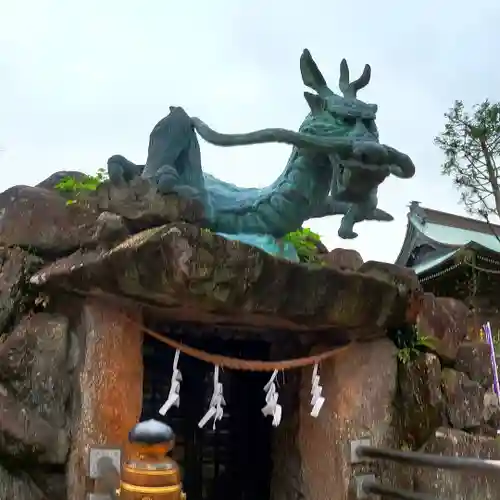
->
[118,420,186,500]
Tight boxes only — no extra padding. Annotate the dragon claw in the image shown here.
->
[338,227,358,239]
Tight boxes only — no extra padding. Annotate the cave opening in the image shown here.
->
[141,324,273,500]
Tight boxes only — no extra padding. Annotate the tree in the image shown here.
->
[434,100,500,220]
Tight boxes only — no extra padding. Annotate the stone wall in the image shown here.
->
[2,172,499,500]
[0,248,70,500]
[400,336,500,498]
[0,249,144,499]
[0,173,415,500]
[0,179,157,499]
[297,289,500,500]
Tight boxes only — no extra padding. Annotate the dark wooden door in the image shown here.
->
[142,334,272,500]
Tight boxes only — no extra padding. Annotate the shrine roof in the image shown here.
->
[395,201,500,275]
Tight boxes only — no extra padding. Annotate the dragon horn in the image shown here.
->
[339,59,371,98]
[300,49,334,98]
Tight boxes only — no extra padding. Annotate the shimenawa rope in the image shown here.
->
[67,286,353,371]
[138,321,353,372]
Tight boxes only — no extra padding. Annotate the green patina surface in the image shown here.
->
[104,49,415,248]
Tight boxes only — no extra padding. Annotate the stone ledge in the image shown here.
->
[30,223,411,336]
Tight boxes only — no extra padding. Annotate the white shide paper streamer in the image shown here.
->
[198,366,226,429]
[262,369,282,427]
[159,349,182,416]
[310,363,325,417]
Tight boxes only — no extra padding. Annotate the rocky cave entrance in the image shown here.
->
[141,323,273,500]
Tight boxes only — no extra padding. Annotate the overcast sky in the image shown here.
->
[1,0,499,262]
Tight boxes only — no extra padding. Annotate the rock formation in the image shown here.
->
[0,173,498,499]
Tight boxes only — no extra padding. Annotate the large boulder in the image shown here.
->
[0,247,43,332]
[0,313,72,429]
[398,353,445,448]
[358,261,423,327]
[0,186,99,254]
[0,465,49,500]
[0,176,205,256]
[414,427,500,499]
[94,177,205,232]
[0,313,71,467]
[90,212,130,250]
[29,223,412,337]
[0,386,67,464]
[482,390,500,430]
[455,342,494,388]
[0,312,71,499]
[417,294,468,360]
[441,368,485,430]
[321,248,363,271]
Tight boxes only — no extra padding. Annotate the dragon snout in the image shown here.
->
[352,141,388,165]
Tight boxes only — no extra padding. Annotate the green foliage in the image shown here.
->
[283,227,323,263]
[434,99,500,217]
[55,168,108,205]
[415,335,438,350]
[494,334,500,354]
[493,340,500,356]
[481,327,500,354]
[488,328,500,352]
[397,347,414,365]
[397,333,437,364]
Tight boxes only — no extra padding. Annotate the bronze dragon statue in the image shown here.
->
[108,49,415,240]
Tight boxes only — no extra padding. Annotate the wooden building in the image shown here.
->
[395,201,500,335]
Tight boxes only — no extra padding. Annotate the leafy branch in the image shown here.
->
[283,227,323,263]
[435,99,500,219]
[54,168,108,205]
[397,333,437,364]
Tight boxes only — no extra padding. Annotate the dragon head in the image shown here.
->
[300,50,379,142]
[190,49,415,206]
[299,49,414,203]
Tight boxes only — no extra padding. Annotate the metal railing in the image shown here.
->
[362,480,438,500]
[351,439,500,499]
[88,436,500,499]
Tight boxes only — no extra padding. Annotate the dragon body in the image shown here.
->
[108,50,415,240]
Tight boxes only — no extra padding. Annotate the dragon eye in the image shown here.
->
[342,116,356,126]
